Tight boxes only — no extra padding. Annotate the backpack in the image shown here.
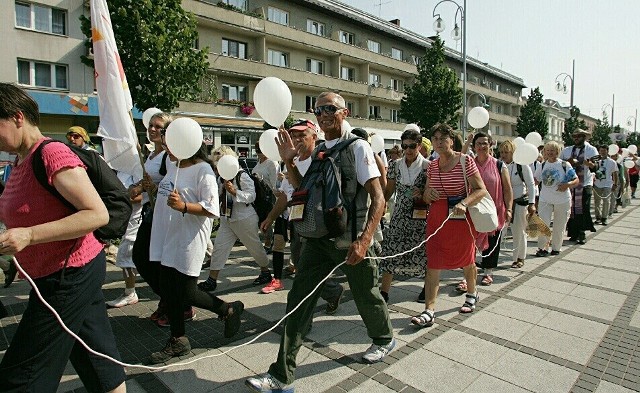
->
[235,170,276,223]
[290,137,360,239]
[32,140,133,241]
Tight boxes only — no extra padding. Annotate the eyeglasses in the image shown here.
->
[68,134,82,140]
[313,105,344,117]
[401,143,418,150]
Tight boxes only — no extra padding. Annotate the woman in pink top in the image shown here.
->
[0,83,126,392]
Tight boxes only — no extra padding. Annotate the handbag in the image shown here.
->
[460,154,499,233]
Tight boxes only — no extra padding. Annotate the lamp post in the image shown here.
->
[602,94,615,132]
[627,110,637,133]
[432,0,466,137]
[554,59,575,108]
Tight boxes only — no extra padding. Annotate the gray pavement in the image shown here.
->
[1,199,640,393]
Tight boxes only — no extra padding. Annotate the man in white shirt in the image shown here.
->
[560,128,599,244]
[246,92,394,393]
[593,145,619,225]
[252,142,280,252]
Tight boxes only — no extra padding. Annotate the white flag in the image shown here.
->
[91,0,143,180]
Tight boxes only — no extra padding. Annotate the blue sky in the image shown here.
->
[340,0,640,129]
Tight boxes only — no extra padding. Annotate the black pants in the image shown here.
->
[481,230,502,269]
[567,186,594,240]
[0,252,125,392]
[132,218,162,297]
[159,265,227,338]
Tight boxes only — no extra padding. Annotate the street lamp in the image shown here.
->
[554,59,575,108]
[602,99,614,132]
[432,0,467,137]
[627,110,637,133]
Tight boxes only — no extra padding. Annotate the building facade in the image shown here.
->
[1,0,527,156]
[542,99,569,143]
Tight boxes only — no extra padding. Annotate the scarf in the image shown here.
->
[570,145,585,216]
[398,154,427,186]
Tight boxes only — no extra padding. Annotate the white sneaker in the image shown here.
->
[362,338,396,363]
[106,292,138,308]
[245,373,294,393]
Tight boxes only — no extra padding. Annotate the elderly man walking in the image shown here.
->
[246,92,394,393]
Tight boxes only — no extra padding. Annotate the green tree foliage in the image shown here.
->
[399,35,462,136]
[515,87,548,140]
[562,106,588,145]
[80,0,209,111]
[590,118,614,148]
[625,132,640,148]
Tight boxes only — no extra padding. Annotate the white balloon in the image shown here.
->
[467,106,490,129]
[624,159,635,169]
[513,143,538,165]
[253,77,292,127]
[142,107,162,129]
[525,132,543,147]
[165,117,203,160]
[371,134,385,153]
[217,155,240,181]
[628,145,638,154]
[259,129,281,161]
[342,119,352,133]
[513,137,525,148]
[608,144,619,156]
[621,148,629,158]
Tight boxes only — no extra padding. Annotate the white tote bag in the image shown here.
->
[460,155,499,233]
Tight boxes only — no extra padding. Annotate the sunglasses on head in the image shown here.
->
[313,105,344,116]
[401,142,418,150]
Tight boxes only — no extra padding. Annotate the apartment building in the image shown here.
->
[542,99,569,143]
[1,0,526,156]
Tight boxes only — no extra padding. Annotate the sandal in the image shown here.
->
[480,275,493,286]
[455,279,467,293]
[511,259,524,269]
[460,292,479,314]
[535,249,549,257]
[411,309,435,328]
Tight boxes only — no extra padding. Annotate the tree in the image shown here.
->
[80,0,209,111]
[589,118,614,148]
[399,35,462,136]
[515,87,548,140]
[562,106,588,145]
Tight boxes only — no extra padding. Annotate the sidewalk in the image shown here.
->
[1,199,640,393]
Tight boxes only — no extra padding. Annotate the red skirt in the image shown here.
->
[426,199,477,270]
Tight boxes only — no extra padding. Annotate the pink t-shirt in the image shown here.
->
[0,138,104,279]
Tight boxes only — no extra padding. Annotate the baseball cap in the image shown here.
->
[289,119,317,133]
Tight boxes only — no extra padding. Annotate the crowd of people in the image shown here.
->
[0,83,639,392]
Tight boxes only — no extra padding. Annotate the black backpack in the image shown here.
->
[32,140,133,241]
[235,170,276,223]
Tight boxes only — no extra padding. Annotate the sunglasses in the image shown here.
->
[313,105,344,116]
[68,134,82,140]
[401,142,418,150]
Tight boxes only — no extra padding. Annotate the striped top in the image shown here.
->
[427,154,478,199]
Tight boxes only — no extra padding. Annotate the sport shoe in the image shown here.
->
[222,301,244,338]
[150,303,165,321]
[106,292,138,308]
[149,336,191,364]
[197,278,217,292]
[261,278,285,294]
[245,373,294,393]
[283,265,296,277]
[362,338,396,364]
[253,270,272,286]
[550,250,560,256]
[325,285,344,315]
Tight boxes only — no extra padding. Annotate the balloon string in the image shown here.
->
[172,159,181,190]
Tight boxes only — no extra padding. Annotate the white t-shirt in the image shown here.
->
[220,170,257,222]
[534,160,577,204]
[560,143,598,186]
[116,172,142,241]
[324,138,381,185]
[594,157,619,189]
[507,162,536,203]
[150,161,219,276]
[142,151,167,204]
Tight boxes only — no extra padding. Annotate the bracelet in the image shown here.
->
[182,202,188,216]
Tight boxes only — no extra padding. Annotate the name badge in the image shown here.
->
[290,204,304,221]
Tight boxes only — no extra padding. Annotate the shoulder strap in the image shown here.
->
[235,170,248,191]
[159,151,169,176]
[516,164,524,183]
[322,137,360,159]
[460,154,469,196]
[31,140,75,211]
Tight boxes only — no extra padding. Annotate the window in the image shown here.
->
[267,7,288,26]
[268,49,289,67]
[340,66,355,81]
[222,38,246,59]
[305,96,317,112]
[391,47,402,60]
[346,101,354,114]
[494,125,501,135]
[222,84,246,101]
[219,0,247,11]
[15,2,66,35]
[493,104,503,114]
[390,109,399,123]
[367,40,380,53]
[339,31,354,45]
[390,78,403,91]
[306,19,325,36]
[369,73,381,86]
[17,59,68,89]
[495,84,500,92]
[306,58,324,74]
[369,105,381,119]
